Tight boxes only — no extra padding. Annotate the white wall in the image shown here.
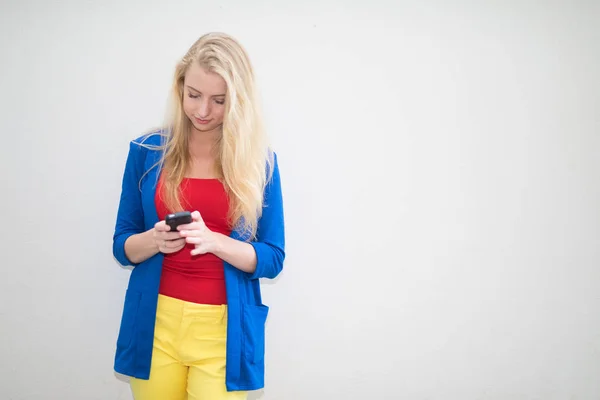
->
[2,1,599,399]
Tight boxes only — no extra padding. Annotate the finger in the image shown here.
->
[164,238,186,249]
[154,220,169,232]
[155,231,180,241]
[179,227,205,237]
[191,210,204,224]
[177,221,201,232]
[185,236,203,245]
[190,246,208,256]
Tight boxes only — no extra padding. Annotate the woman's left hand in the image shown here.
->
[178,211,222,256]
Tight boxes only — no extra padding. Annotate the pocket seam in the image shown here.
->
[117,290,141,348]
[242,304,269,364]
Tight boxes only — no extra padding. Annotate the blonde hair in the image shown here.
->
[148,32,272,240]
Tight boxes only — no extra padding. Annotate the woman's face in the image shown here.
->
[182,63,227,134]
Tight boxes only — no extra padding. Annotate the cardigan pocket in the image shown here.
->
[242,304,269,363]
[116,290,141,348]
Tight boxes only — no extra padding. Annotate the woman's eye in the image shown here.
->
[188,93,199,99]
[215,99,225,105]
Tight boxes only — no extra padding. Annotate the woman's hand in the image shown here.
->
[178,211,221,256]
[153,220,186,254]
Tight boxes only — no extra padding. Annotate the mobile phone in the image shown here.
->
[165,211,192,232]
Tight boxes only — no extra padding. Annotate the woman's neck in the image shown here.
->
[186,128,221,179]
[188,127,220,159]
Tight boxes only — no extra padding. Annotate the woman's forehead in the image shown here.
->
[184,64,227,95]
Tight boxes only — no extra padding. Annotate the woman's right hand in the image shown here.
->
[153,220,186,254]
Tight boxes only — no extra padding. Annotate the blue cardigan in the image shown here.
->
[112,133,285,391]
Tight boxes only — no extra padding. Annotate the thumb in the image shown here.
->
[191,210,204,223]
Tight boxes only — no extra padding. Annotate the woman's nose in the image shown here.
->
[197,100,210,118]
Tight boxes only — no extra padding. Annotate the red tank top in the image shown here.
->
[155,175,231,305]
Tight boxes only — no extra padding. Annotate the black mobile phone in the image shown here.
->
[165,211,192,232]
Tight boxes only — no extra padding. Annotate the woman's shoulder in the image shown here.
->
[132,129,166,148]
[121,129,165,168]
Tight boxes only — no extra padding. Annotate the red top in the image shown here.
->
[155,176,231,305]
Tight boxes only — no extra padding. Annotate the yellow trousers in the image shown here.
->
[130,294,247,400]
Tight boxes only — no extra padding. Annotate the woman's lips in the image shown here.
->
[195,117,211,125]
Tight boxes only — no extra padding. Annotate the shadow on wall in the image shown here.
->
[116,369,266,399]
[114,372,130,384]
[112,247,277,400]
[248,389,265,399]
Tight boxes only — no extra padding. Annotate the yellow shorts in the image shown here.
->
[130,294,247,400]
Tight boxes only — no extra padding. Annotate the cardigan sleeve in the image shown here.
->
[247,153,286,280]
[112,140,146,267]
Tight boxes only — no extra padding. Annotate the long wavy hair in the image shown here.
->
[146,32,272,240]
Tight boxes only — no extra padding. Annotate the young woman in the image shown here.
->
[112,32,285,400]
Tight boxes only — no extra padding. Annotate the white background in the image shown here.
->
[1,1,599,399]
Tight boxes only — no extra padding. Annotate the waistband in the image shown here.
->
[157,293,228,321]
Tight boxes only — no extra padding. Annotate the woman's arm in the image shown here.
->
[177,211,257,273]
[125,223,188,264]
[180,153,286,278]
[113,141,146,266]
[213,234,258,274]
[124,229,159,264]
[113,139,186,266]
